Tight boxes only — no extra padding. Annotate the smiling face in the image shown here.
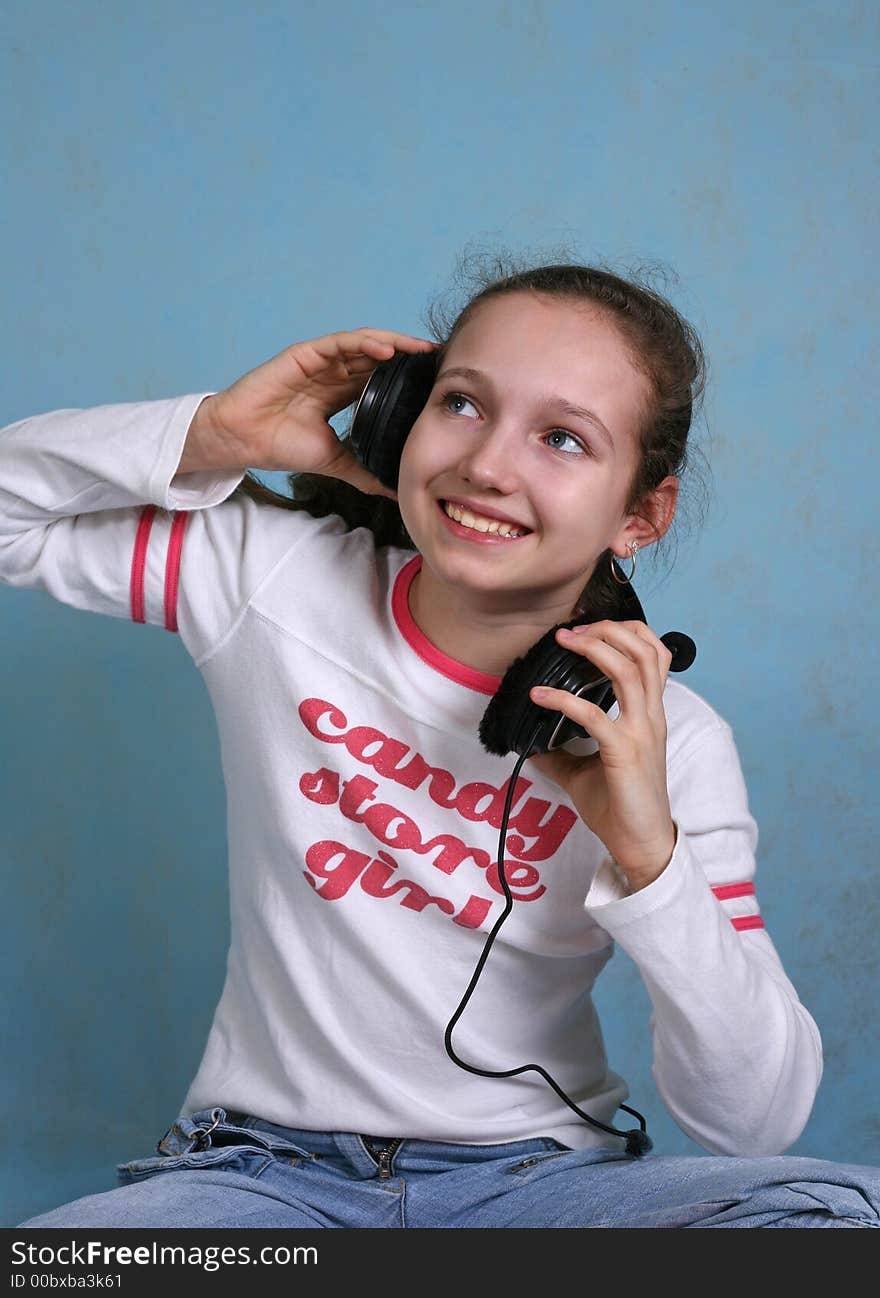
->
[396,291,669,620]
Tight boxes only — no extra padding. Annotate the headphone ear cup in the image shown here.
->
[479,584,649,759]
[349,351,438,490]
[478,626,567,758]
[479,620,610,758]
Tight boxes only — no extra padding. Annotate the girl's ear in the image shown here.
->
[618,475,679,552]
[654,475,680,538]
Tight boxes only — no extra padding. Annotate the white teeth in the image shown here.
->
[443,501,525,538]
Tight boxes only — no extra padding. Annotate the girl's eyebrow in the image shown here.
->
[435,365,615,449]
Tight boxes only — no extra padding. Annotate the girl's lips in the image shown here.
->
[436,499,532,545]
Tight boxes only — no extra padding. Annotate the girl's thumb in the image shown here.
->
[330,445,398,500]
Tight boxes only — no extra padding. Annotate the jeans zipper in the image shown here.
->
[362,1137,403,1179]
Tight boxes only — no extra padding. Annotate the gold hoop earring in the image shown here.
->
[610,541,639,585]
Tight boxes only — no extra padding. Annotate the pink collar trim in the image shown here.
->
[391,556,503,696]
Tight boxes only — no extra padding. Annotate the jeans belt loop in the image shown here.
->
[190,1109,222,1152]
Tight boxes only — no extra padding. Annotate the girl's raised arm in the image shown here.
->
[0,329,436,661]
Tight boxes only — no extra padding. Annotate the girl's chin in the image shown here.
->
[413,515,592,610]
[421,539,536,588]
[418,540,554,602]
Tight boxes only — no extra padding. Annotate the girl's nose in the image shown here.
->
[455,424,521,495]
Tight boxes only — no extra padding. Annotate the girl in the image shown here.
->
[3,260,878,1228]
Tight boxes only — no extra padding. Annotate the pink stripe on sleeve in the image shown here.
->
[711,882,756,901]
[130,505,156,624]
[711,881,764,931]
[164,511,190,632]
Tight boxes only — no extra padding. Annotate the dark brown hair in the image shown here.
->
[231,247,710,618]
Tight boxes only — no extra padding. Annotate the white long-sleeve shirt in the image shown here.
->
[0,394,823,1155]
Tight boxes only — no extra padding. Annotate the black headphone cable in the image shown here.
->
[443,731,653,1157]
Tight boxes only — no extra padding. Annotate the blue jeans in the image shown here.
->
[19,1107,880,1228]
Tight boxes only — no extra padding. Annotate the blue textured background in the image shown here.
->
[1,0,877,1225]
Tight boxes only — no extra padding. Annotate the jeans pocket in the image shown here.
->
[116,1143,275,1187]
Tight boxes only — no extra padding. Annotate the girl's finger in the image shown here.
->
[615,621,674,716]
[338,329,437,355]
[283,332,434,391]
[558,622,668,716]
[622,620,674,689]
[321,443,394,497]
[556,626,650,720]
[529,685,616,749]
[342,355,393,378]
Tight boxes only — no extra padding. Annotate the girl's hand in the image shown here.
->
[187,328,438,496]
[526,620,677,892]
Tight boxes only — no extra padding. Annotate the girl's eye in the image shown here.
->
[441,393,587,456]
[544,429,587,456]
[442,391,478,418]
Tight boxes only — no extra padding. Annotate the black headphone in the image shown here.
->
[350,351,698,1155]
